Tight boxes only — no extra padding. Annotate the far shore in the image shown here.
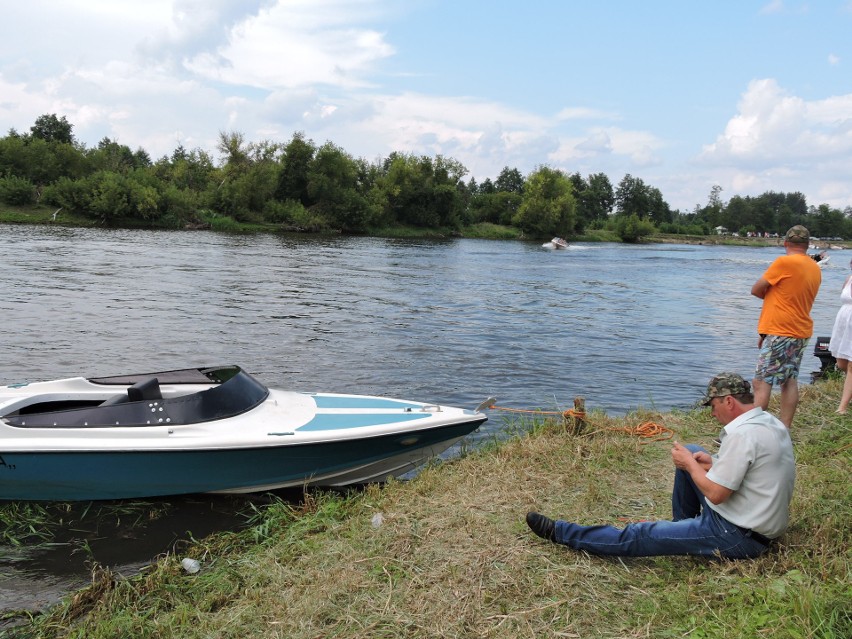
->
[3,204,851,250]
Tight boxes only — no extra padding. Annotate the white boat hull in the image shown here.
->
[0,366,487,501]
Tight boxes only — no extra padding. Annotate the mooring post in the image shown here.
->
[566,396,587,435]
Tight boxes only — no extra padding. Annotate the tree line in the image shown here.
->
[1,114,850,240]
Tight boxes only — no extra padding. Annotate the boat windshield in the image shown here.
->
[5,367,269,429]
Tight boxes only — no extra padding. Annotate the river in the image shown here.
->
[0,226,843,412]
[0,225,845,619]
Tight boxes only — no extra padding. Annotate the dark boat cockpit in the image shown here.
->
[3,366,270,429]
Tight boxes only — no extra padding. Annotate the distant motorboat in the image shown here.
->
[543,237,569,250]
[811,251,831,269]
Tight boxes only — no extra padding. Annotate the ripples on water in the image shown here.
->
[0,225,842,418]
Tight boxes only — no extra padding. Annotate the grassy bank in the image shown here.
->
[8,380,849,638]
[6,204,852,248]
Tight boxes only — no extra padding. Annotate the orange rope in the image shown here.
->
[489,405,564,416]
[489,405,587,421]
[608,420,674,442]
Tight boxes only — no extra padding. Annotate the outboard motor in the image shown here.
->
[812,336,836,378]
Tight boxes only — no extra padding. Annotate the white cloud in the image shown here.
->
[698,79,852,207]
[759,0,809,15]
[183,0,395,90]
[760,0,785,15]
[549,127,663,167]
[700,79,852,163]
[555,107,619,121]
[828,53,840,65]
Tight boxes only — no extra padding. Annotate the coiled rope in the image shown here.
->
[607,421,674,442]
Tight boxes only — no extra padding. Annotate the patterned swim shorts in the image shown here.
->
[754,335,808,386]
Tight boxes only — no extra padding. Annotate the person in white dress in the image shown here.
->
[828,259,852,413]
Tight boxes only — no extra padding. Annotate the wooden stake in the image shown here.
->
[565,396,587,435]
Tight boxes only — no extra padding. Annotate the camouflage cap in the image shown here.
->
[784,225,810,243]
[702,372,751,405]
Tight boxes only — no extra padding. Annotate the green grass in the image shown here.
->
[0,204,97,227]
[7,379,849,638]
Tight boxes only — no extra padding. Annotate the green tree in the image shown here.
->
[647,186,672,225]
[89,137,137,173]
[41,176,92,214]
[380,153,466,228]
[275,132,316,206]
[587,173,614,219]
[30,114,75,145]
[494,166,524,194]
[723,196,750,233]
[0,175,36,205]
[0,132,88,186]
[209,133,281,221]
[513,166,575,237]
[615,174,650,218]
[470,192,522,225]
[154,147,216,192]
[811,204,845,238]
[88,171,132,222]
[217,130,249,171]
[479,178,495,194]
[571,172,614,231]
[307,142,373,232]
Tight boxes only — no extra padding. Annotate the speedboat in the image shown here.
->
[0,365,489,501]
[542,237,569,250]
[811,251,831,269]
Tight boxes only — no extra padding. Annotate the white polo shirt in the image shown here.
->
[706,407,796,538]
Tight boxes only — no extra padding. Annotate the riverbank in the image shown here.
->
[9,379,849,638]
[4,203,852,248]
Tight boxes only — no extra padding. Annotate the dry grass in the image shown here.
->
[12,381,851,639]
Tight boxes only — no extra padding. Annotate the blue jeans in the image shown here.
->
[552,445,770,559]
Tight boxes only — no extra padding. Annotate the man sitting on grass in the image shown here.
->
[525,372,795,559]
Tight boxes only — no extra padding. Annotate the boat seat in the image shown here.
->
[127,377,162,402]
[100,377,162,406]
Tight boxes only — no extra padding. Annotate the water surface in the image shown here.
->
[0,226,841,413]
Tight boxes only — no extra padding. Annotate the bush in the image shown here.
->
[0,175,36,205]
[263,198,307,225]
[613,213,656,242]
[41,176,92,214]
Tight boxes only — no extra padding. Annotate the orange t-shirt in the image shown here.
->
[757,254,822,338]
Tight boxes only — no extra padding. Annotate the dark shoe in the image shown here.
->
[526,511,556,542]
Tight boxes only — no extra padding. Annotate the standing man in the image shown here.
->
[750,225,821,427]
[525,373,795,559]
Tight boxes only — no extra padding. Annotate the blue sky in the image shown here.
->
[1,0,850,212]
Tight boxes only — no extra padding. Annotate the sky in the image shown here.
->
[1,0,851,212]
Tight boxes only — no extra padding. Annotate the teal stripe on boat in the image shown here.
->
[298,412,429,431]
[311,395,423,409]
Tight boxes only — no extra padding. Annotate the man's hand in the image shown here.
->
[672,441,731,505]
[672,442,712,471]
[671,441,698,470]
[692,449,713,471]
